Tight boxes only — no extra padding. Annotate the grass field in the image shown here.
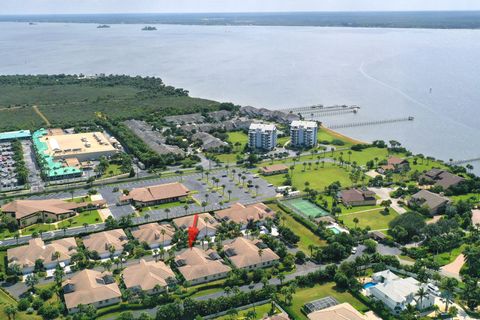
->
[214,303,278,319]
[0,288,40,320]
[262,163,353,191]
[450,193,479,204]
[57,210,102,228]
[268,204,326,254]
[281,282,369,320]
[318,127,364,147]
[214,131,248,163]
[101,163,123,178]
[338,209,398,231]
[434,243,467,266]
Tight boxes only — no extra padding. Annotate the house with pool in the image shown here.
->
[364,270,434,315]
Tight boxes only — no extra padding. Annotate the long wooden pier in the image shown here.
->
[282,104,360,114]
[327,116,414,129]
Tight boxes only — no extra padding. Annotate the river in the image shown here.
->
[1,22,480,170]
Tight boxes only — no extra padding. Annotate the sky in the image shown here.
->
[1,0,480,15]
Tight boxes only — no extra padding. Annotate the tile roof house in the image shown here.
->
[378,157,409,174]
[1,198,106,227]
[223,237,280,270]
[408,189,450,215]
[122,259,176,294]
[82,229,128,259]
[173,213,218,239]
[131,223,175,249]
[119,182,189,206]
[307,303,380,320]
[63,269,121,314]
[259,164,289,176]
[215,202,275,229]
[421,169,465,190]
[7,237,78,274]
[338,188,376,207]
[192,132,229,151]
[175,247,231,285]
[366,270,434,315]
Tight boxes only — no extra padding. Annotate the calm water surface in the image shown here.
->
[1,22,480,168]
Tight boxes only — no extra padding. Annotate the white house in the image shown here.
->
[367,270,435,315]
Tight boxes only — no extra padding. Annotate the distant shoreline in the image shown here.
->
[2,11,480,30]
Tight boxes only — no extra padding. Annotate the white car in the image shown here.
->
[351,247,357,254]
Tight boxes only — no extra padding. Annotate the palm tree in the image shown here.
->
[83,223,88,232]
[183,204,189,216]
[227,190,232,201]
[14,232,19,245]
[25,274,39,292]
[258,249,264,266]
[353,217,359,229]
[201,201,207,212]
[4,304,17,320]
[144,213,150,222]
[165,208,171,220]
[278,273,286,285]
[441,277,459,312]
[161,229,166,247]
[416,287,427,310]
[255,185,259,197]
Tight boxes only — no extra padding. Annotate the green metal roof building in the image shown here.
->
[33,129,83,180]
[0,130,31,141]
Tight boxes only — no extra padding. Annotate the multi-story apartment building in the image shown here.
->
[290,120,318,148]
[248,123,277,151]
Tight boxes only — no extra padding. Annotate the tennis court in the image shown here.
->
[283,198,330,218]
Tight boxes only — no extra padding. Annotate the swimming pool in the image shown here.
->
[363,282,377,289]
[329,226,341,234]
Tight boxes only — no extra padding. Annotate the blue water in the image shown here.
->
[363,282,377,289]
[0,22,479,172]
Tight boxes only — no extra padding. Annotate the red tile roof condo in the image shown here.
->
[120,182,189,205]
[215,202,275,226]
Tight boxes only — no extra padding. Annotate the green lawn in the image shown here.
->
[338,209,398,231]
[21,223,56,236]
[450,193,479,204]
[228,131,248,146]
[66,195,91,203]
[339,204,382,214]
[0,251,6,273]
[101,163,123,178]
[141,200,185,212]
[268,204,326,254]
[0,228,16,240]
[434,244,467,266]
[408,159,448,173]
[214,131,248,163]
[57,210,102,228]
[0,288,40,320]
[281,282,369,320]
[262,163,354,192]
[215,302,278,319]
[277,136,290,146]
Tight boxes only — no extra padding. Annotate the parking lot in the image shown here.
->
[100,169,277,219]
[0,142,24,191]
[19,169,277,222]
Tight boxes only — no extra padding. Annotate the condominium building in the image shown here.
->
[248,123,277,151]
[290,121,318,148]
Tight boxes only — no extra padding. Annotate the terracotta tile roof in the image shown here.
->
[175,247,231,282]
[82,229,128,256]
[387,157,408,166]
[7,237,77,269]
[223,237,279,269]
[63,269,121,310]
[120,182,189,203]
[173,213,218,233]
[1,199,105,220]
[215,202,274,225]
[122,259,176,291]
[307,303,376,320]
[131,223,175,247]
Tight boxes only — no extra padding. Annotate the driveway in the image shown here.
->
[369,187,406,214]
